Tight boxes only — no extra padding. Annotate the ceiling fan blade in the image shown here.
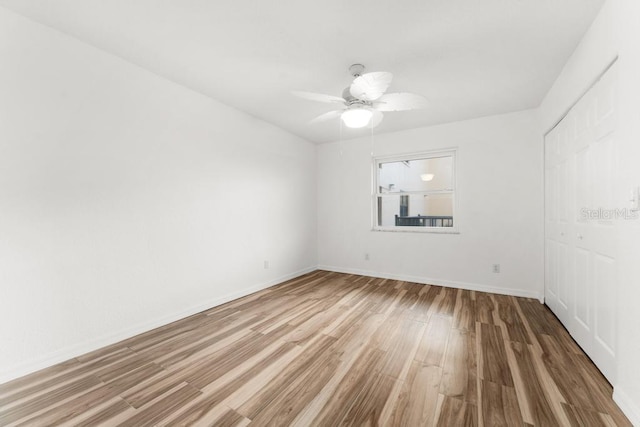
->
[310,110,343,124]
[369,110,384,128]
[292,91,345,104]
[373,93,429,111]
[350,72,393,101]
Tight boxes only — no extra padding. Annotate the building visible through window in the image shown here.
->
[399,195,409,217]
[374,150,456,231]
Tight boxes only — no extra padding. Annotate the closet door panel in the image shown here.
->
[573,247,590,329]
[556,241,570,312]
[594,253,616,355]
[544,62,617,384]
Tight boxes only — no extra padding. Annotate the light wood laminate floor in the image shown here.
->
[0,271,631,426]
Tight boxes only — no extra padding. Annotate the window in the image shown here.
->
[373,149,456,232]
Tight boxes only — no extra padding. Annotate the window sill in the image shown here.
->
[371,227,460,234]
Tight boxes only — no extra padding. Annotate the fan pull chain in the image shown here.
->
[370,122,374,158]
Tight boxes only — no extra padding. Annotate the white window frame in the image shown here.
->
[372,148,458,233]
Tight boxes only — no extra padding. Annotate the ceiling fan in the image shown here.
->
[293,64,428,129]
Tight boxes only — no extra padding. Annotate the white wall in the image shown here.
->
[612,0,640,423]
[0,8,317,383]
[539,1,640,423]
[317,110,544,299]
[539,1,616,132]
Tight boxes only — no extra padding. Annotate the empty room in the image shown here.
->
[1,0,639,426]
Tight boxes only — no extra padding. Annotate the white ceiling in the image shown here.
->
[0,0,603,143]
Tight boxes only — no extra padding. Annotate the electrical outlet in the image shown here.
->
[492,264,500,273]
[364,253,370,261]
[264,260,269,269]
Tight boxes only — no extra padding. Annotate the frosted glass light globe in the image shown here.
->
[341,108,373,128]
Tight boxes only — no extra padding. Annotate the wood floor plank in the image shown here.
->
[124,330,260,407]
[572,354,633,427]
[62,398,133,427]
[15,382,122,426]
[537,333,609,413]
[493,295,531,344]
[378,318,425,379]
[453,289,476,331]
[324,299,376,339]
[207,408,250,427]
[508,341,563,426]
[0,359,81,398]
[479,379,523,427]
[517,299,557,335]
[165,342,298,425]
[1,347,135,409]
[187,324,296,390]
[477,322,514,387]
[249,353,341,425]
[132,313,249,361]
[476,292,496,324]
[407,285,439,322]
[303,312,385,406]
[121,366,195,409]
[440,328,477,404]
[562,402,610,427]
[235,334,337,419]
[93,353,152,383]
[0,367,98,409]
[215,343,305,416]
[249,298,318,333]
[119,382,201,427]
[504,335,535,424]
[339,372,400,426]
[435,395,478,426]
[424,285,446,317]
[0,271,630,426]
[415,315,452,367]
[0,375,103,425]
[156,317,258,369]
[437,286,457,317]
[386,362,442,426]
[285,305,348,345]
[304,346,385,426]
[389,289,421,317]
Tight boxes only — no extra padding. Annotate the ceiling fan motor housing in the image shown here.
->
[344,64,367,104]
[342,87,371,107]
[342,87,358,104]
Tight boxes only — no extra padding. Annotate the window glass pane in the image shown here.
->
[377,193,454,227]
[378,156,452,193]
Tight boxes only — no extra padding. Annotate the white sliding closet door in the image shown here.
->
[544,63,618,383]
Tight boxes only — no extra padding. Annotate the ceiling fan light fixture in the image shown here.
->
[341,108,373,128]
